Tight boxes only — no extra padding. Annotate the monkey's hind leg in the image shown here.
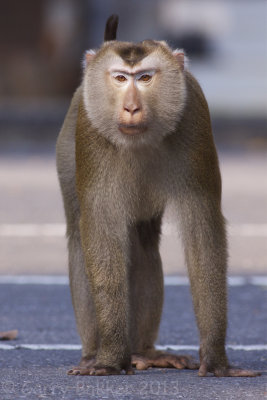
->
[130,218,198,372]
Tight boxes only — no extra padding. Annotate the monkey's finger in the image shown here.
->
[90,367,121,376]
[131,356,149,370]
[163,354,186,369]
[68,367,93,375]
[136,361,149,370]
[170,355,199,370]
[172,362,184,369]
[215,368,261,377]
[178,357,199,370]
[198,363,208,377]
[133,359,149,370]
[67,368,82,375]
[125,366,135,375]
[67,369,76,375]
[79,369,94,376]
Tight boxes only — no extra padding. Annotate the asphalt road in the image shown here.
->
[0,282,266,400]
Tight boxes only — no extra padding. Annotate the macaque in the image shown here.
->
[56,15,260,377]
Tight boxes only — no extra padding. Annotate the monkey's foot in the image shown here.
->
[79,356,96,368]
[198,363,261,377]
[68,360,134,376]
[132,352,199,370]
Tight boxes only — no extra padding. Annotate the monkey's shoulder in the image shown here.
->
[183,71,209,110]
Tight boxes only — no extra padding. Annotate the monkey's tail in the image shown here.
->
[104,14,119,41]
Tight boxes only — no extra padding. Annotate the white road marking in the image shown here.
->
[0,275,266,286]
[164,276,267,286]
[0,275,69,285]
[164,276,189,286]
[250,276,267,286]
[1,223,267,237]
[162,223,267,237]
[157,344,267,352]
[229,224,267,237]
[0,344,266,351]
[0,223,65,237]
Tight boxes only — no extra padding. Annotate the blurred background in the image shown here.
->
[0,0,266,276]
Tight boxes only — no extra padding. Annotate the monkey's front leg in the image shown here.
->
[181,197,260,378]
[69,213,133,376]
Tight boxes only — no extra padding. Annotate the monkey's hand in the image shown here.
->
[68,365,134,376]
[198,362,261,377]
[68,360,134,376]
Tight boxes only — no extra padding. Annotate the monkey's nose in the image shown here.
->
[124,105,141,116]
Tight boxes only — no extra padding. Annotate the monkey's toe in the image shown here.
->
[132,353,199,370]
[67,366,119,376]
[67,357,96,374]
[89,365,134,375]
[68,366,90,375]
[67,365,133,376]
[89,366,121,376]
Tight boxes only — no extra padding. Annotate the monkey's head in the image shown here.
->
[83,40,186,148]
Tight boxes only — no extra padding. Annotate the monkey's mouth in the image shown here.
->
[118,123,147,135]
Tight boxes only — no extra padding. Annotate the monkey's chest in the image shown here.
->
[93,152,169,222]
[116,170,166,221]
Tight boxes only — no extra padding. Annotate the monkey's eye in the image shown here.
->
[138,74,152,82]
[115,75,127,82]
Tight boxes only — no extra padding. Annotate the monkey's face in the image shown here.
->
[83,41,186,148]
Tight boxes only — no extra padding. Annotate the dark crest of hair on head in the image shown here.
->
[104,15,119,41]
[103,15,149,66]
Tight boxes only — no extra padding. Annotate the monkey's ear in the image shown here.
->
[83,50,96,69]
[172,50,186,71]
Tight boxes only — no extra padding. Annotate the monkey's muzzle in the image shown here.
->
[118,123,147,135]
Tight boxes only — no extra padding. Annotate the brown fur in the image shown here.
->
[56,27,260,377]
